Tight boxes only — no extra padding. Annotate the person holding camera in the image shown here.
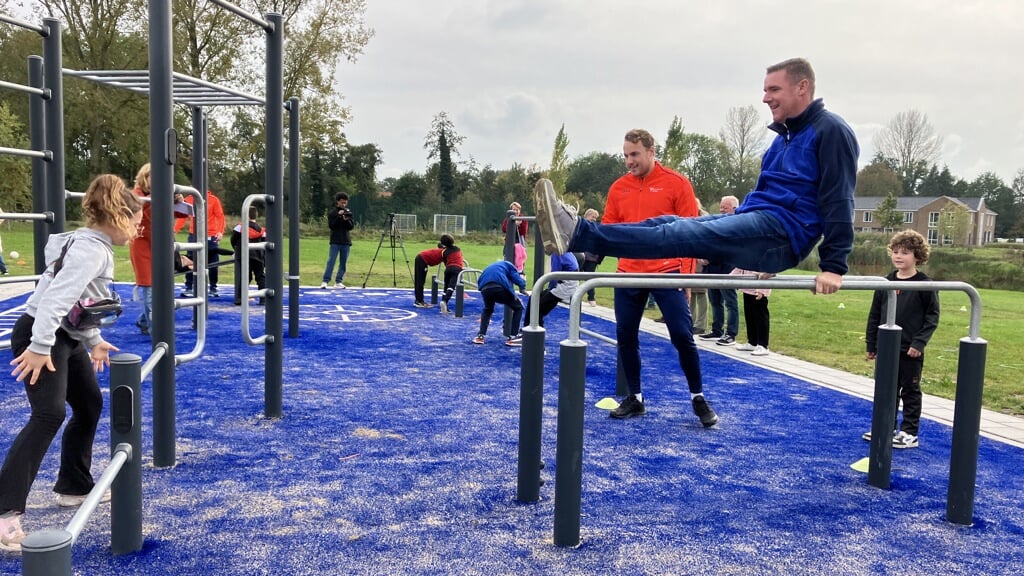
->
[320,192,355,289]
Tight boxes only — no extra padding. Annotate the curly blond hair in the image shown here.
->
[83,174,143,240]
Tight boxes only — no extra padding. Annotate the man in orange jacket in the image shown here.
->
[602,129,718,427]
[174,190,226,298]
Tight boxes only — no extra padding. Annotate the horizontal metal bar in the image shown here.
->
[209,0,272,30]
[66,444,131,543]
[0,13,47,34]
[0,146,49,160]
[0,78,46,96]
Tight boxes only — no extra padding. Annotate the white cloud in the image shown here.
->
[337,0,1024,183]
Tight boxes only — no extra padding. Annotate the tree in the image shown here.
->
[874,192,903,231]
[660,116,686,171]
[423,111,464,204]
[0,102,32,211]
[719,105,767,195]
[917,164,967,198]
[855,161,902,198]
[938,203,971,246]
[390,171,429,215]
[675,133,731,209]
[548,124,570,195]
[565,152,623,197]
[873,109,943,196]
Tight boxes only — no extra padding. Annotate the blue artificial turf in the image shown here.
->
[1,285,1022,575]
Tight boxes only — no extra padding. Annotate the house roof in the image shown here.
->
[854,196,991,213]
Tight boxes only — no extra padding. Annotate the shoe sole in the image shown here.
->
[699,415,719,427]
[609,410,646,419]
[533,178,565,255]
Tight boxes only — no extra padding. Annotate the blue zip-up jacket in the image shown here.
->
[736,99,859,275]
[477,260,526,294]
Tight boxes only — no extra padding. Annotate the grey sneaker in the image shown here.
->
[892,431,919,449]
[0,514,26,553]
[439,300,449,314]
[533,178,579,255]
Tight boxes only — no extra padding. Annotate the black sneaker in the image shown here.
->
[692,396,718,427]
[698,332,722,340]
[715,334,736,346]
[610,394,646,419]
[653,316,666,323]
[209,287,219,298]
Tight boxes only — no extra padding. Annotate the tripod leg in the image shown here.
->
[361,230,390,288]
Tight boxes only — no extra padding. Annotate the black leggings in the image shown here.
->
[0,315,101,514]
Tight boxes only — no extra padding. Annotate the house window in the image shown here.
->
[903,212,914,224]
[927,229,938,244]
[863,211,873,223]
[928,212,940,228]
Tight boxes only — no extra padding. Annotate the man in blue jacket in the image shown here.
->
[473,260,527,346]
[534,57,859,296]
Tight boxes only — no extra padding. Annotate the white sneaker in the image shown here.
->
[892,430,919,449]
[587,300,597,307]
[335,282,347,289]
[736,342,755,351]
[0,514,25,553]
[56,489,111,508]
[439,301,449,314]
[533,178,579,255]
[751,345,769,356]
[319,282,328,289]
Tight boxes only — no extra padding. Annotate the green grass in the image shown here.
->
[4,223,1022,415]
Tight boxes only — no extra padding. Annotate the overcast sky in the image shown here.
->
[335,0,1023,186]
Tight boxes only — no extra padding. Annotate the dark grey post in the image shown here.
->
[430,276,439,305]
[42,18,64,235]
[28,56,48,274]
[455,284,465,317]
[109,354,143,554]
[191,107,206,330]
[150,0,178,467]
[21,529,72,576]
[867,324,901,489]
[287,97,300,338]
[946,338,987,525]
[503,210,516,262]
[516,325,547,502]
[553,339,588,547]
[264,12,284,418]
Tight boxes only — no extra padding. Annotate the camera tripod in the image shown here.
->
[362,213,413,288]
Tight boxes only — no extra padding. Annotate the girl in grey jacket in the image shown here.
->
[0,174,143,554]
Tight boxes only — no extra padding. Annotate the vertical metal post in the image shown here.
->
[21,529,73,576]
[28,56,48,274]
[109,355,143,554]
[264,12,285,418]
[868,324,901,489]
[455,284,465,318]
[553,339,588,547]
[150,0,178,467]
[191,107,207,329]
[516,326,546,502]
[287,97,301,338]
[946,338,987,525]
[42,18,64,235]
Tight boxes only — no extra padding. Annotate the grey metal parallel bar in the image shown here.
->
[65,445,131,542]
[109,355,144,555]
[0,12,48,34]
[0,211,53,222]
[0,78,46,96]
[209,0,272,30]
[523,274,986,546]
[240,194,271,345]
[0,146,49,159]
[170,186,207,364]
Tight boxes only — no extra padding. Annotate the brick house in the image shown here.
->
[853,196,997,246]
